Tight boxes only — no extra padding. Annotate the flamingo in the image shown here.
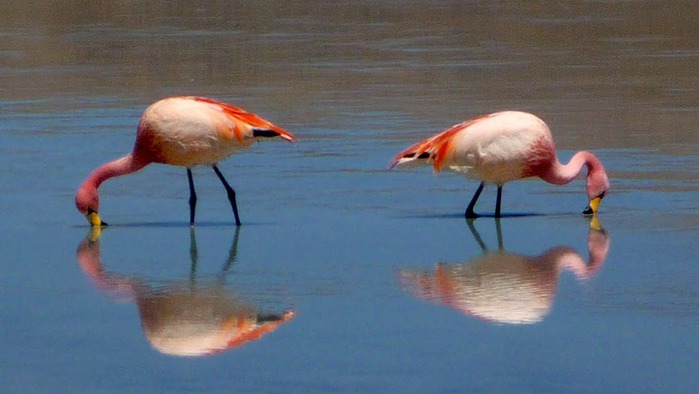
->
[389,111,609,217]
[75,96,297,226]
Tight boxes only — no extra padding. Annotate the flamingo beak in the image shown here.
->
[86,209,108,227]
[583,196,602,215]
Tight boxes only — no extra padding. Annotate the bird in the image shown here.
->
[389,111,609,218]
[75,96,297,226]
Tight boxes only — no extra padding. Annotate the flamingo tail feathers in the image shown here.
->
[389,123,464,171]
[251,127,297,142]
[389,147,433,169]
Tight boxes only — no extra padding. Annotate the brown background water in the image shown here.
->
[2,1,698,393]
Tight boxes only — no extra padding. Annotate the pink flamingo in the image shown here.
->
[75,96,297,226]
[390,111,609,217]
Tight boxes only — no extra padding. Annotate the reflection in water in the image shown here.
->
[76,228,295,357]
[399,218,610,325]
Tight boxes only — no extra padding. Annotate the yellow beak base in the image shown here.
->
[583,196,602,215]
[87,211,105,227]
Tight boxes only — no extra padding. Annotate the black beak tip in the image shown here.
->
[582,206,594,215]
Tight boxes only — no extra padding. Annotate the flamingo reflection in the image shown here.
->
[76,228,295,356]
[399,217,610,324]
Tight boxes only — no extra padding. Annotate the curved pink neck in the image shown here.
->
[82,154,148,190]
[540,151,603,186]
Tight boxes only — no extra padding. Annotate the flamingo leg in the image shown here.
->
[212,165,242,226]
[465,182,485,219]
[495,185,503,218]
[187,168,197,226]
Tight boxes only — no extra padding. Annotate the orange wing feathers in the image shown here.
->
[390,114,493,171]
[191,96,297,142]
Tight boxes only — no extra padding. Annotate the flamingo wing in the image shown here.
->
[191,96,297,143]
[389,114,494,172]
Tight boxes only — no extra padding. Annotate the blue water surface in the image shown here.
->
[1,2,698,393]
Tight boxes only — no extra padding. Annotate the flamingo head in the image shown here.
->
[583,166,609,215]
[75,184,107,227]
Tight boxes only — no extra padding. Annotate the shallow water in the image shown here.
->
[2,1,698,393]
